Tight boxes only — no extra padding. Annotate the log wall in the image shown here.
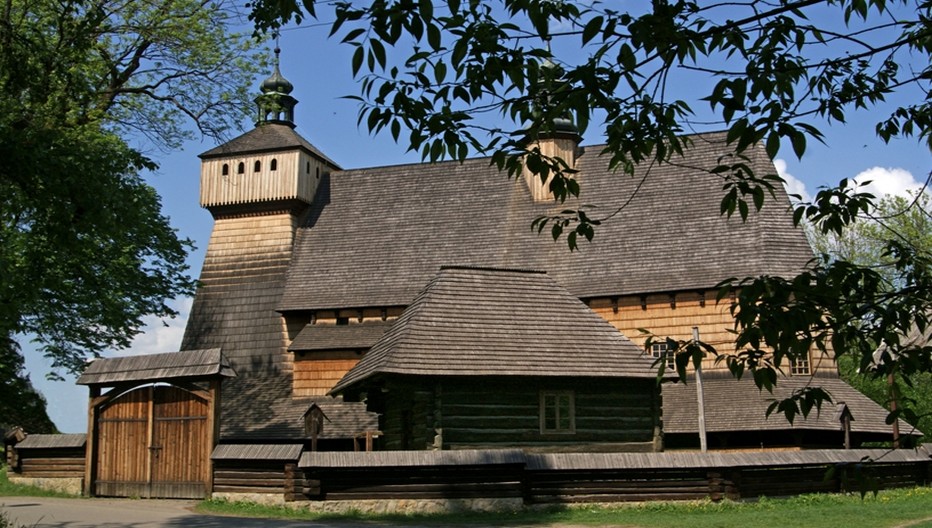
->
[302,464,525,501]
[378,378,659,452]
[16,449,86,479]
[297,449,931,505]
[211,462,306,502]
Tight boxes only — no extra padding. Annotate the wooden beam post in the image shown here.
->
[206,378,221,497]
[83,386,101,497]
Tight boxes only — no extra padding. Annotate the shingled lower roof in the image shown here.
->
[289,321,393,352]
[211,443,303,461]
[662,374,917,436]
[76,348,235,386]
[220,374,378,440]
[281,132,814,312]
[332,267,659,395]
[15,434,86,450]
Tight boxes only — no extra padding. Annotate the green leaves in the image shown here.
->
[0,0,253,376]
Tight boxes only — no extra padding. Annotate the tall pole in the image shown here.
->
[888,372,900,449]
[693,327,708,452]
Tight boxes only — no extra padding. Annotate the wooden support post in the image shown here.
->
[284,463,296,502]
[206,379,222,496]
[83,386,100,497]
[693,327,708,453]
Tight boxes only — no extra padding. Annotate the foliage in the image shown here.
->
[248,0,932,425]
[0,0,265,377]
[197,487,932,527]
[810,190,932,440]
[0,338,56,434]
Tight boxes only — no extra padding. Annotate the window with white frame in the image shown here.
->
[791,352,811,375]
[651,342,675,369]
[540,391,575,434]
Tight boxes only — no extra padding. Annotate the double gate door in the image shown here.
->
[94,385,209,498]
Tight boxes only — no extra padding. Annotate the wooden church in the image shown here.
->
[68,57,912,499]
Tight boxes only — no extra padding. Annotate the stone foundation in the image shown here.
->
[294,497,524,515]
[210,492,285,506]
[8,476,83,496]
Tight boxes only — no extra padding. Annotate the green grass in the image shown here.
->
[0,466,75,498]
[197,486,932,527]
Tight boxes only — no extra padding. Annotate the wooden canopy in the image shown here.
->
[76,348,235,387]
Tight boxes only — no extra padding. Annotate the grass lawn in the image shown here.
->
[0,467,74,498]
[197,487,932,527]
[3,465,930,527]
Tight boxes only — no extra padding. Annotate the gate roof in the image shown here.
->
[77,348,235,386]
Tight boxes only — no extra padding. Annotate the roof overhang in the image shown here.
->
[76,348,236,387]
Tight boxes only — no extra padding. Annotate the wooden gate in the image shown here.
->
[94,385,209,499]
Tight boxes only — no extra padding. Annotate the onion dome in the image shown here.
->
[254,46,298,128]
[260,47,294,95]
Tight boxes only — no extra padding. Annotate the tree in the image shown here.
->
[0,337,56,434]
[0,0,266,378]
[809,189,932,440]
[247,0,932,424]
[809,189,932,288]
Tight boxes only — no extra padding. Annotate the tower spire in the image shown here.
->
[255,36,298,128]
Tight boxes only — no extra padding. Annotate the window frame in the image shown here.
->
[791,352,812,375]
[539,390,576,434]
[651,341,675,369]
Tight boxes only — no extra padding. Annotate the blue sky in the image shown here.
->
[24,15,931,434]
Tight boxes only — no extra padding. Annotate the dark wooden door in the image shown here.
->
[95,385,209,498]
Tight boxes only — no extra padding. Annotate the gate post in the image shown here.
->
[84,386,101,497]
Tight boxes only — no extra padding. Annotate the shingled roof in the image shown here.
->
[76,349,235,386]
[198,122,339,167]
[220,375,378,440]
[662,373,917,437]
[332,267,659,395]
[289,321,393,352]
[15,434,86,450]
[281,132,814,312]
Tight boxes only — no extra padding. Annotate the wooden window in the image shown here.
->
[254,160,261,172]
[651,342,675,369]
[270,158,277,171]
[791,353,811,375]
[540,391,575,434]
[336,317,349,326]
[306,161,311,174]
[237,162,245,174]
[221,163,229,176]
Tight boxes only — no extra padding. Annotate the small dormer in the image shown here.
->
[522,55,582,202]
[523,117,582,202]
[197,48,339,218]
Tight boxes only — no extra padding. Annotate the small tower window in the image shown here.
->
[306,161,311,174]
[316,167,320,179]
[237,162,245,174]
[270,159,278,171]
[221,163,229,176]
[254,160,261,172]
